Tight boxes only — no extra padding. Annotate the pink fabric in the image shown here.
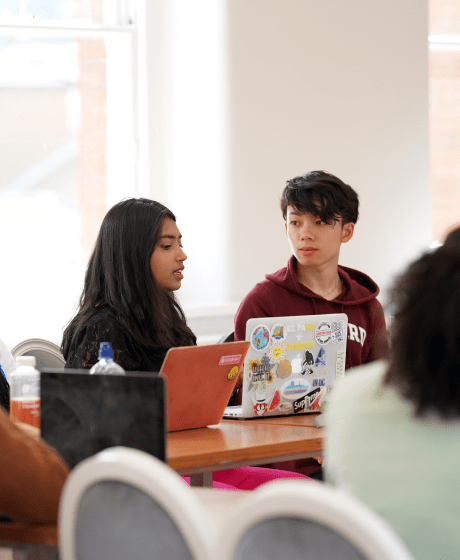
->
[213,467,311,490]
[183,467,311,490]
[181,477,236,490]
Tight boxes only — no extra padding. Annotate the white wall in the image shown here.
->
[225,0,430,309]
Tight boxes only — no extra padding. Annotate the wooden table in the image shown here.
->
[167,414,323,486]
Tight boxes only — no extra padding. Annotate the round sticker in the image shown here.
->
[227,366,239,380]
[315,321,332,346]
[250,325,270,351]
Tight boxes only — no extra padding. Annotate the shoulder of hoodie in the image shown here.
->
[338,265,382,306]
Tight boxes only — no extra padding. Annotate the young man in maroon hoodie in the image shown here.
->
[234,171,389,477]
[234,170,389,369]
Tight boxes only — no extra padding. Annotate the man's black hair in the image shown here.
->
[280,171,359,225]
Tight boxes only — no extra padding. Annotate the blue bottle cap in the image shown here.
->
[98,342,113,359]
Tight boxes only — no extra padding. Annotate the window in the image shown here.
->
[0,0,137,348]
[430,0,460,241]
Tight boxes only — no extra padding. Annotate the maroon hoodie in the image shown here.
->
[234,256,389,370]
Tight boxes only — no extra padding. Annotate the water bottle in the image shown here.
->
[10,356,40,428]
[89,342,125,375]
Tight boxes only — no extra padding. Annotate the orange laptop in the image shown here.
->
[160,341,250,431]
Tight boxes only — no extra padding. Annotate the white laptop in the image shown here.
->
[224,313,348,419]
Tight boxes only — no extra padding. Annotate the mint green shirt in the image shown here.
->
[325,360,460,560]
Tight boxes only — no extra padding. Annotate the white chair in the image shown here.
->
[218,479,414,560]
[11,338,65,369]
[59,447,215,560]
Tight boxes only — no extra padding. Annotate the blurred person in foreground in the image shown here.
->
[325,228,460,560]
[0,407,69,544]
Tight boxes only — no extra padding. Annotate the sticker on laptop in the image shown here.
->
[312,378,326,387]
[227,366,239,380]
[276,359,292,378]
[336,349,345,379]
[270,323,287,343]
[250,325,270,351]
[293,387,321,414]
[247,355,275,385]
[269,388,281,410]
[301,349,315,375]
[315,321,332,345]
[331,320,345,343]
[310,388,326,411]
[219,354,242,366]
[278,402,293,413]
[280,378,311,400]
[315,347,326,367]
[269,342,287,363]
[253,402,268,416]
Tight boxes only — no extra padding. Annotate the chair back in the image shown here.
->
[59,447,214,560]
[11,338,65,369]
[216,331,234,344]
[218,479,414,560]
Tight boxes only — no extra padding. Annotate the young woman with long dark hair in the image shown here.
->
[63,198,311,490]
[62,198,194,370]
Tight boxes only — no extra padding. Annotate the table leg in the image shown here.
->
[189,472,213,488]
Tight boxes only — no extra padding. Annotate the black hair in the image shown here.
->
[444,226,460,248]
[62,198,195,359]
[384,244,460,418]
[280,171,359,225]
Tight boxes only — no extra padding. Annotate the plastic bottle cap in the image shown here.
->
[98,342,114,359]
[16,356,36,367]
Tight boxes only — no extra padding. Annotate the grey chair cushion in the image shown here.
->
[231,517,368,560]
[75,481,194,560]
[23,349,65,369]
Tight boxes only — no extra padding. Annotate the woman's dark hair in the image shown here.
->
[384,244,460,417]
[280,171,359,225]
[62,198,195,358]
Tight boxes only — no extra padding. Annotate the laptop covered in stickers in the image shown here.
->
[223,314,347,419]
[160,341,250,431]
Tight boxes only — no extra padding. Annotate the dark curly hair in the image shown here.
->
[280,171,359,225]
[384,244,460,417]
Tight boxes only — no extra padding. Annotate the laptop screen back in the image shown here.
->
[40,368,165,469]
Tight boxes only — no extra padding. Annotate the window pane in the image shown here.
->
[430,48,460,240]
[430,0,460,36]
[0,33,135,348]
[0,0,119,25]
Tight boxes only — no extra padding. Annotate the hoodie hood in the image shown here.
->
[266,255,379,306]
